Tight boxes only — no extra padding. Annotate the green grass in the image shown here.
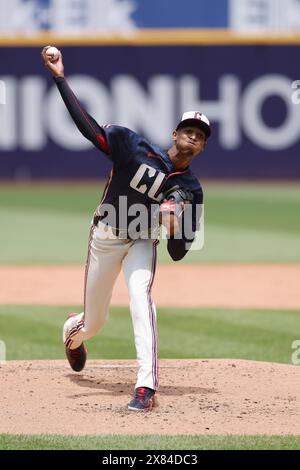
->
[0,182,299,264]
[0,305,298,364]
[167,182,300,263]
[0,185,97,264]
[0,434,299,450]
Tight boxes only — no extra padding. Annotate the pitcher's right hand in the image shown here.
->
[41,46,64,78]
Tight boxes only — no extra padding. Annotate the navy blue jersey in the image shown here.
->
[99,125,202,226]
[54,77,203,260]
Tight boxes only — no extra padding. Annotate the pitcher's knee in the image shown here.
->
[82,315,107,338]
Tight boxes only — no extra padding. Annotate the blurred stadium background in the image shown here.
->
[1,0,300,180]
[0,0,300,450]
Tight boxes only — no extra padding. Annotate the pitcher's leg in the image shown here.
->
[64,223,128,349]
[123,239,159,391]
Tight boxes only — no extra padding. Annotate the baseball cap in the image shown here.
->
[176,111,211,138]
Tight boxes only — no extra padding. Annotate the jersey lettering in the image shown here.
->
[130,163,165,201]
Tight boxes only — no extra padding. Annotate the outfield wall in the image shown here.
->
[1,42,300,179]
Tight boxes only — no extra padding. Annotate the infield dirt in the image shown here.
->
[1,263,300,308]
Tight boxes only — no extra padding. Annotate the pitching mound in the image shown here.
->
[1,359,299,436]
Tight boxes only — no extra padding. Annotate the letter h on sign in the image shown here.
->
[0,81,6,105]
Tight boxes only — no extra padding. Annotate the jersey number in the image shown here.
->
[130,164,165,201]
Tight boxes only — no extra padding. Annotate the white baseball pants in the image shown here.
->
[63,221,159,391]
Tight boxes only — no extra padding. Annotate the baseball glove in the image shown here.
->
[159,185,194,219]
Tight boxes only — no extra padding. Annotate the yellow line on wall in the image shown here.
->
[1,29,300,46]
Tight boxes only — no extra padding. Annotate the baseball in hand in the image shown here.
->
[46,46,60,62]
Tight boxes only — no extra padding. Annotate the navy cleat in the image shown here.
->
[65,343,87,372]
[128,387,156,411]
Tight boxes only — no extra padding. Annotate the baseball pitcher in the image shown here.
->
[41,46,211,411]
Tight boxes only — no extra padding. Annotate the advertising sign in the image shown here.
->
[1,45,299,179]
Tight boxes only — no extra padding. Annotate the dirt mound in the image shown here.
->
[1,359,299,436]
